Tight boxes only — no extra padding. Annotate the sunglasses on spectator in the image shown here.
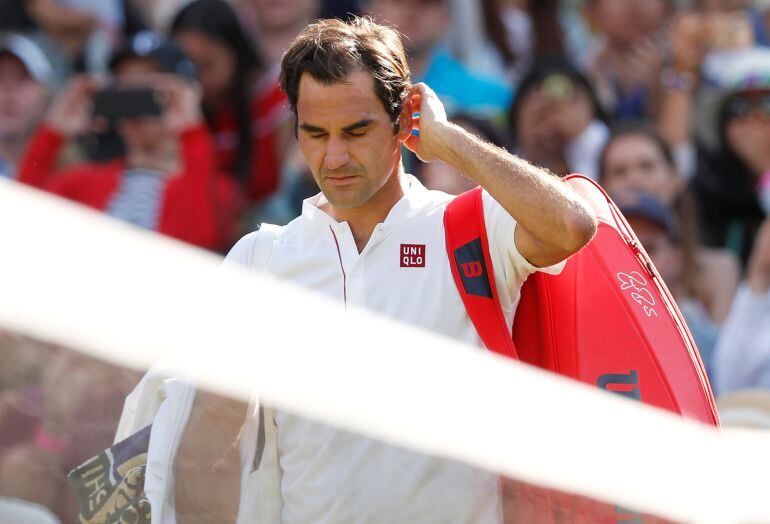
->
[725,93,770,120]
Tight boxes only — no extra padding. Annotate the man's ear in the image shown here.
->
[396,105,413,143]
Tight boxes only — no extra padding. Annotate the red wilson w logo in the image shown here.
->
[461,261,483,278]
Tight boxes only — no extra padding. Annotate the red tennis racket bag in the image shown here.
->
[444,175,718,522]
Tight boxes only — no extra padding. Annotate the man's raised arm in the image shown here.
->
[405,83,598,268]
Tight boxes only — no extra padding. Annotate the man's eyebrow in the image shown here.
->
[299,123,326,133]
[342,119,374,133]
[298,119,374,134]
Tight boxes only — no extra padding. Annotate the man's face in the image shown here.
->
[0,53,48,140]
[296,69,409,209]
[367,0,448,56]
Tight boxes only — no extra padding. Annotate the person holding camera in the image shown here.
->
[17,31,240,251]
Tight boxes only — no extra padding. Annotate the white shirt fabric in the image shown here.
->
[224,175,564,524]
[713,284,770,395]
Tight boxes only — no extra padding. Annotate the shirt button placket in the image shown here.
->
[347,264,365,306]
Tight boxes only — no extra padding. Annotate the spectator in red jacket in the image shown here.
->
[17,31,241,251]
[170,0,292,209]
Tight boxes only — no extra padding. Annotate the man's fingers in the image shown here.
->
[403,134,419,154]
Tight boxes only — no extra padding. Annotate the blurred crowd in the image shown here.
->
[2,0,770,521]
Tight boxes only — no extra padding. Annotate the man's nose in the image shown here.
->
[324,138,350,170]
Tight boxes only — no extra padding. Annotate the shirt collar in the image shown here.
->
[301,174,430,229]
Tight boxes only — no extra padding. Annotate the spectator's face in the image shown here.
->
[296,69,410,209]
[26,0,96,51]
[587,0,667,46]
[368,0,449,56]
[724,90,770,168]
[627,217,682,286]
[515,79,594,172]
[637,0,671,34]
[113,57,170,150]
[601,134,680,206]
[516,86,562,157]
[174,31,236,107]
[250,0,319,31]
[113,56,165,84]
[0,53,47,140]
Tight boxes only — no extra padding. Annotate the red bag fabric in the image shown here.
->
[444,175,718,522]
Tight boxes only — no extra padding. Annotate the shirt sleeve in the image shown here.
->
[223,224,283,271]
[223,231,261,269]
[482,190,566,309]
[713,284,770,395]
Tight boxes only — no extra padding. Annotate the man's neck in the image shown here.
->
[321,166,409,253]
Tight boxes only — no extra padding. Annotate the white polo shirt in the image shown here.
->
[225,175,563,524]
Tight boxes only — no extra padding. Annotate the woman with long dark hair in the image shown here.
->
[692,85,770,266]
[170,0,288,206]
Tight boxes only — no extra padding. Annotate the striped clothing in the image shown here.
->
[105,168,166,230]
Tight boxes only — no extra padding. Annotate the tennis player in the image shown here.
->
[219,16,598,523]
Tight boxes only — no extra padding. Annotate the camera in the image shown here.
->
[91,87,163,124]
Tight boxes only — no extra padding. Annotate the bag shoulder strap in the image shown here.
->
[444,187,518,360]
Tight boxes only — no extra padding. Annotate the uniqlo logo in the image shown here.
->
[400,244,426,267]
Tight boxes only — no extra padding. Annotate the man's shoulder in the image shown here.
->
[408,181,455,216]
[224,217,306,270]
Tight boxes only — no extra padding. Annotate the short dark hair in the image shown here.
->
[280,17,411,132]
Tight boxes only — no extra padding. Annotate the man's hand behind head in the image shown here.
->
[402,83,449,163]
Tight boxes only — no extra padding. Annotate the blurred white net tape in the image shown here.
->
[0,178,768,524]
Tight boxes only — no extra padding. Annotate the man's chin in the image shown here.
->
[321,187,370,210]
